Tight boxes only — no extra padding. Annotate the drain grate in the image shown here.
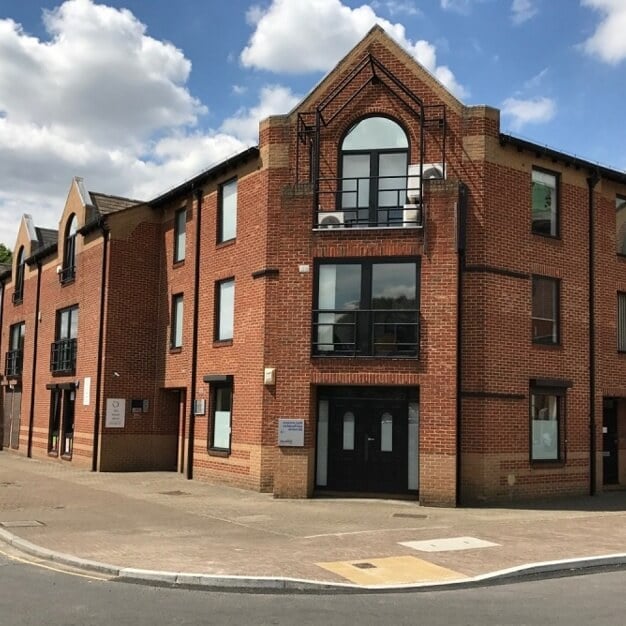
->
[1,520,45,528]
[392,513,427,519]
[159,490,191,496]
[353,562,377,570]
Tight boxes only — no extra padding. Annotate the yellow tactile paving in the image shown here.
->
[316,555,466,586]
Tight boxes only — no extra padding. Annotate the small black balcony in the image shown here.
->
[5,349,23,378]
[59,265,76,285]
[11,290,23,305]
[50,338,77,374]
[312,309,419,357]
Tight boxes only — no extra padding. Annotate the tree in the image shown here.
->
[0,243,11,264]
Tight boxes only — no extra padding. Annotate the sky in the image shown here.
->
[1,0,625,247]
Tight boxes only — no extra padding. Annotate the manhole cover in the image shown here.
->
[392,513,427,519]
[159,490,191,496]
[353,562,377,570]
[1,520,45,528]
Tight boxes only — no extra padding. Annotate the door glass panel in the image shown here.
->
[316,400,329,486]
[380,412,393,452]
[378,153,407,213]
[342,117,408,150]
[343,411,355,451]
[341,154,370,209]
[408,401,419,490]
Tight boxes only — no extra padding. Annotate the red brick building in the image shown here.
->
[2,28,626,505]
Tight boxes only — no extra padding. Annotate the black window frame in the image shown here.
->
[618,292,626,353]
[208,381,233,453]
[51,305,78,374]
[5,321,25,377]
[215,278,235,342]
[217,177,238,244]
[529,386,566,464]
[531,275,560,346]
[174,208,186,264]
[60,214,77,285]
[531,166,560,238]
[312,257,420,357]
[170,293,184,349]
[12,246,25,304]
[616,195,626,256]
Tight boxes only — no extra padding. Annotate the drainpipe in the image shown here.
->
[27,260,42,458]
[187,187,203,480]
[587,172,600,496]
[92,219,109,471]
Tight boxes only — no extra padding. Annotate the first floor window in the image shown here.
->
[616,196,626,255]
[216,278,235,341]
[532,276,559,345]
[210,383,232,451]
[171,293,184,348]
[532,168,558,237]
[174,208,186,263]
[219,178,237,242]
[619,292,626,352]
[530,391,562,461]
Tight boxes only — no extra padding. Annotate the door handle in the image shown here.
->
[367,437,375,442]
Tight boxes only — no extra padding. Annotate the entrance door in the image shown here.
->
[61,389,75,458]
[3,387,22,450]
[603,398,619,485]
[325,395,409,494]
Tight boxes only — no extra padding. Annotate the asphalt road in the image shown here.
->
[1,550,626,625]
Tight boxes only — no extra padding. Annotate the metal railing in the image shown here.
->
[50,338,77,373]
[11,290,23,304]
[4,349,23,377]
[59,265,76,284]
[312,309,419,357]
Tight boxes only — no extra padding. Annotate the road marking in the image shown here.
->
[0,549,108,581]
[400,536,500,552]
[303,525,450,539]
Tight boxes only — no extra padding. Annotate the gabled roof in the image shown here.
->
[35,227,58,250]
[89,192,142,215]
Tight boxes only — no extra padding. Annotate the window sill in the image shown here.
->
[208,448,230,458]
[60,278,76,287]
[530,460,566,468]
[169,346,183,354]
[61,454,73,461]
[311,353,419,360]
[213,339,233,348]
[531,231,561,241]
[531,341,562,349]
[48,450,59,458]
[173,259,185,268]
[216,238,236,249]
[12,299,23,306]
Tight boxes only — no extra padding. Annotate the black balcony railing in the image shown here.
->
[312,309,419,357]
[11,290,23,305]
[50,338,77,374]
[5,349,23,377]
[316,175,423,229]
[59,265,76,285]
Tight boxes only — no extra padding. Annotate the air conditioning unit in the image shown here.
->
[422,163,445,180]
[317,212,345,228]
[402,205,423,228]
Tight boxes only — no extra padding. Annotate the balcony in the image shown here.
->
[59,265,76,285]
[11,290,23,305]
[50,338,77,374]
[312,309,419,357]
[316,175,423,229]
[5,349,23,378]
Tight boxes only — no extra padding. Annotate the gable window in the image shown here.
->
[174,208,186,263]
[60,214,77,284]
[530,390,563,462]
[313,259,419,357]
[5,322,25,377]
[618,292,626,352]
[12,246,25,304]
[209,381,233,452]
[532,276,559,345]
[531,168,558,237]
[616,196,626,255]
[51,305,78,373]
[338,116,409,227]
[215,278,235,341]
[171,293,184,349]
[219,178,237,243]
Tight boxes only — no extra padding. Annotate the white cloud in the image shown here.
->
[523,67,549,90]
[440,0,473,13]
[581,0,626,64]
[232,84,248,95]
[511,0,538,25]
[371,1,422,17]
[221,85,301,144]
[501,96,556,131]
[240,0,467,98]
[0,0,244,246]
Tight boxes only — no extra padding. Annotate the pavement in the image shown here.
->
[1,452,626,592]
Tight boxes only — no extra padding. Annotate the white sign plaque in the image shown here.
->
[106,398,126,428]
[278,419,305,447]
[83,377,91,406]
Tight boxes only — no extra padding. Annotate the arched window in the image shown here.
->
[12,246,25,304]
[61,214,77,283]
[340,116,409,227]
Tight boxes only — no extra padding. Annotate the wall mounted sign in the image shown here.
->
[278,419,304,447]
[105,398,126,428]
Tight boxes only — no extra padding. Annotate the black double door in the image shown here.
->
[326,395,408,494]
[2,386,22,449]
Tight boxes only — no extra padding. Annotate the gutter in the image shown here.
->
[26,259,42,458]
[92,218,109,471]
[587,172,600,495]
[187,188,203,479]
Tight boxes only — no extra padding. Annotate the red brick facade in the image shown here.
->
[2,28,626,506]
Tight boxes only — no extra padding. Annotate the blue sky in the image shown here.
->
[1,0,625,246]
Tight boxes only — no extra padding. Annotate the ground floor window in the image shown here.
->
[210,383,233,452]
[530,383,567,462]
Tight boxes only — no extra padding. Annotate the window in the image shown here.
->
[532,276,559,345]
[215,279,235,341]
[5,322,25,377]
[171,294,183,349]
[13,246,25,304]
[530,391,562,462]
[174,208,186,263]
[616,196,626,255]
[60,214,77,284]
[210,383,232,451]
[618,292,626,352]
[313,260,419,356]
[532,168,558,236]
[219,178,237,242]
[339,116,409,227]
[51,305,78,373]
